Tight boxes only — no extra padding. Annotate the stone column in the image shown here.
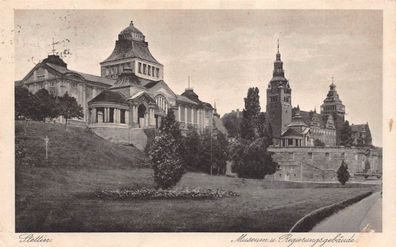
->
[184,106,187,124]
[104,108,107,122]
[178,105,181,122]
[92,108,97,123]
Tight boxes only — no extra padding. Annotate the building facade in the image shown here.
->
[266,42,292,144]
[17,54,115,123]
[268,146,382,182]
[320,83,346,145]
[87,22,215,135]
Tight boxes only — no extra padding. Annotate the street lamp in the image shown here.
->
[44,136,49,160]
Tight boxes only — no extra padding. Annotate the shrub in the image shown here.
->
[149,109,184,189]
[337,160,350,185]
[233,138,277,179]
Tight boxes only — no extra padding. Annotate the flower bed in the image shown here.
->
[95,187,239,200]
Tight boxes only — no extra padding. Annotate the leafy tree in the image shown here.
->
[221,111,241,138]
[340,120,353,147]
[159,108,182,141]
[233,137,277,179]
[15,85,35,120]
[337,160,350,185]
[196,129,230,175]
[149,109,184,189]
[32,88,59,121]
[314,139,325,147]
[58,92,84,128]
[182,126,202,171]
[240,87,261,140]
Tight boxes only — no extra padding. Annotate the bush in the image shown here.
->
[337,160,350,185]
[149,109,184,189]
[233,138,277,179]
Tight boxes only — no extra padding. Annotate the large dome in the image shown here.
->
[119,21,145,41]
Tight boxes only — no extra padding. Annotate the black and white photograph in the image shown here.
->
[1,3,395,245]
[12,9,384,233]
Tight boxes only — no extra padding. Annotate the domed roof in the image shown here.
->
[120,21,143,35]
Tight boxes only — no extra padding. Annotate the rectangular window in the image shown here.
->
[288,139,293,145]
[148,65,151,76]
[138,63,142,73]
[143,64,147,74]
[152,67,155,76]
[156,68,159,77]
[325,152,330,160]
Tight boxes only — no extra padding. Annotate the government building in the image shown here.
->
[17,21,221,148]
[266,42,368,148]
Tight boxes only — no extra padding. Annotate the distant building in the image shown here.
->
[17,54,115,124]
[88,21,215,133]
[265,42,338,147]
[266,41,292,143]
[351,123,372,146]
[320,82,346,145]
[17,21,222,137]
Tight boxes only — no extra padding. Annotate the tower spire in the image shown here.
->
[188,75,191,89]
[277,38,280,53]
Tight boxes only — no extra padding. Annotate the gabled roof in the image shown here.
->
[45,62,115,86]
[89,90,128,105]
[351,124,369,132]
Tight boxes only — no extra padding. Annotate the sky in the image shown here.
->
[14,10,383,146]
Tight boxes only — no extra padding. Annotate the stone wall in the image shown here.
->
[90,125,148,151]
[267,146,382,182]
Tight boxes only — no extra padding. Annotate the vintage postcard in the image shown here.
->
[1,1,396,247]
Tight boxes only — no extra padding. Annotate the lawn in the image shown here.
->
[16,166,380,232]
[15,121,380,232]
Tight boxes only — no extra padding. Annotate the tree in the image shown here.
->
[149,109,184,189]
[340,120,353,147]
[159,108,182,141]
[182,126,202,171]
[58,92,84,128]
[233,137,277,179]
[15,85,35,120]
[240,87,261,140]
[314,139,325,147]
[337,160,350,185]
[221,111,241,138]
[32,88,59,121]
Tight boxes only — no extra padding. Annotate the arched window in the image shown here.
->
[155,95,169,113]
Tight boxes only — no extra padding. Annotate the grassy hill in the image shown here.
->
[15,121,380,232]
[16,120,149,168]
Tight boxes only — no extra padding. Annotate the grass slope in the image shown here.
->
[15,121,381,232]
[15,120,149,168]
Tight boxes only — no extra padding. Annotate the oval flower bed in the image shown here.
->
[95,187,239,200]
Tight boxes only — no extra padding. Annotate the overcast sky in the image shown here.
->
[14,10,382,146]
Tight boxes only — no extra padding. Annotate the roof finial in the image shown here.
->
[277,38,279,53]
[331,76,334,84]
[214,100,217,109]
[130,20,134,26]
[188,75,191,89]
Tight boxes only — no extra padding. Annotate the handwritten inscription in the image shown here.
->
[232,233,356,247]
[19,234,52,243]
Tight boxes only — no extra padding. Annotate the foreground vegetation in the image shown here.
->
[15,121,380,232]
